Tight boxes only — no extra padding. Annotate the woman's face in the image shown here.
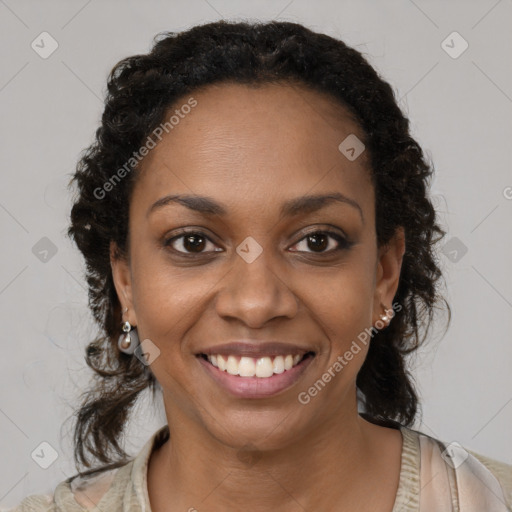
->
[111,82,404,450]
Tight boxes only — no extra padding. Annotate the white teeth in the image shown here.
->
[238,356,256,377]
[273,355,285,374]
[226,355,239,376]
[205,353,308,378]
[255,357,274,378]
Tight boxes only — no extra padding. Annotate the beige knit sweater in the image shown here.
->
[11,425,512,511]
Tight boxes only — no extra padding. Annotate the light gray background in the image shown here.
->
[1,0,511,508]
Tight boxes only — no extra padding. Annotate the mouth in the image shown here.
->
[196,351,316,399]
[197,352,316,377]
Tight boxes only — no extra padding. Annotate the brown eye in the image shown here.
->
[305,233,329,252]
[290,230,351,254]
[164,231,220,255]
[181,233,207,253]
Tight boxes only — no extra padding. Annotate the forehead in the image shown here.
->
[132,82,373,219]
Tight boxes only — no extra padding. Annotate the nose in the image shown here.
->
[214,241,299,328]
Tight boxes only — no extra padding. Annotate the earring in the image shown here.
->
[118,314,140,355]
[378,305,393,326]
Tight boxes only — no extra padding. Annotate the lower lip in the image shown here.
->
[197,354,315,398]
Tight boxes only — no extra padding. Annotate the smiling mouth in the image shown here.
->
[197,352,316,378]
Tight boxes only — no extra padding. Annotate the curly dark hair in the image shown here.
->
[66,19,450,476]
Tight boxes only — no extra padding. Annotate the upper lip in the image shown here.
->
[196,341,315,358]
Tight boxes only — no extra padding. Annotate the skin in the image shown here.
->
[111,82,406,511]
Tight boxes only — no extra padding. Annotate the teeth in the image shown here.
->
[205,353,307,378]
[273,355,285,374]
[226,355,238,375]
[239,356,256,377]
[255,357,274,378]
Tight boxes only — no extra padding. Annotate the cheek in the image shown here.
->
[130,228,376,357]
[129,265,204,395]
[320,290,372,367]
[128,246,185,334]
[132,268,205,341]
[307,258,375,374]
[313,261,375,328]
[303,290,373,397]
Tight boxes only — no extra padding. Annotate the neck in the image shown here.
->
[148,392,400,511]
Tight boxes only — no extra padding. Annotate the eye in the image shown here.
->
[163,228,352,256]
[164,231,221,255]
[289,230,351,254]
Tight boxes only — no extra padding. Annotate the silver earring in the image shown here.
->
[118,320,139,354]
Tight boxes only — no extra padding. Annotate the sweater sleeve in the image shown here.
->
[9,464,127,512]
[466,449,512,510]
[9,493,56,511]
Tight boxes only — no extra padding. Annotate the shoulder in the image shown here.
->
[10,425,169,512]
[8,493,55,511]
[10,462,132,511]
[466,448,512,508]
[403,426,512,510]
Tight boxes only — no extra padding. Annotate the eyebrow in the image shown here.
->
[147,192,364,223]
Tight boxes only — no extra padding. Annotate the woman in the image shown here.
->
[15,19,511,512]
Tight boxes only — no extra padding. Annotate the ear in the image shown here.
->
[372,227,405,324]
[110,241,138,326]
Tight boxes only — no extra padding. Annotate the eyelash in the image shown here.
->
[163,228,352,256]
